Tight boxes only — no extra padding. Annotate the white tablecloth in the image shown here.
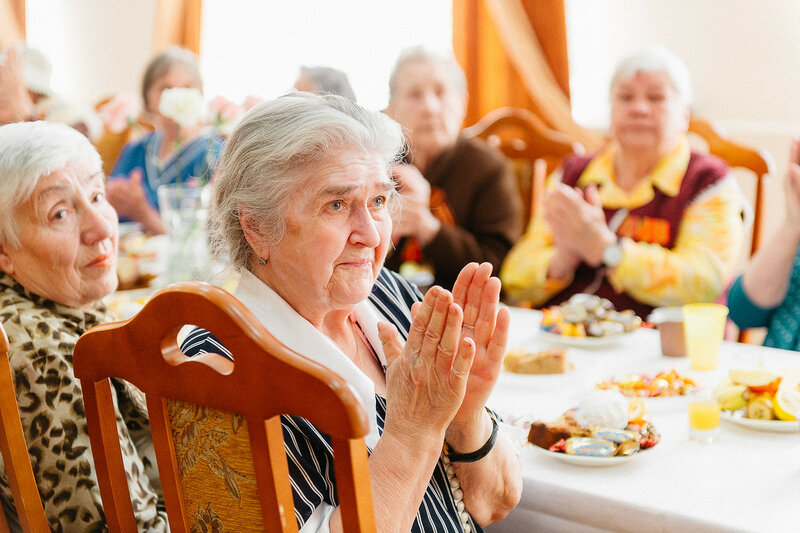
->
[485,307,800,533]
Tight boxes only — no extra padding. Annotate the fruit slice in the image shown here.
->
[729,369,780,392]
[628,398,647,424]
[746,395,775,420]
[715,384,748,411]
[774,378,800,422]
[750,377,782,395]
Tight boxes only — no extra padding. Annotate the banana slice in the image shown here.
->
[746,395,775,420]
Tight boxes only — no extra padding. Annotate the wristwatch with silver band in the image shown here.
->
[602,236,623,268]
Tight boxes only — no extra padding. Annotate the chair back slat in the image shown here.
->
[464,107,584,224]
[79,380,139,532]
[333,436,376,531]
[0,323,50,533]
[73,282,375,532]
[249,416,297,532]
[145,395,190,533]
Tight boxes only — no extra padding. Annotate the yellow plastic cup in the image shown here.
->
[682,303,728,370]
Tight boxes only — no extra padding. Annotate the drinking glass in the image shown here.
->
[157,183,211,283]
[688,393,721,443]
[682,303,728,370]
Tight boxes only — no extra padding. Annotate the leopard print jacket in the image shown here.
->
[0,273,168,532]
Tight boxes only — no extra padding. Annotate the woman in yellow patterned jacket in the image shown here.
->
[501,46,746,318]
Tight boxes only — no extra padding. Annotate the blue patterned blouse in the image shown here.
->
[110,129,223,210]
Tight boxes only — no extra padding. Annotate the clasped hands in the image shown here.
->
[378,262,509,450]
[391,163,441,246]
[106,169,166,235]
[543,183,618,276]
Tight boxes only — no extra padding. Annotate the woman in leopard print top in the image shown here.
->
[0,122,167,532]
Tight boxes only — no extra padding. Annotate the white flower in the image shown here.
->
[159,87,204,128]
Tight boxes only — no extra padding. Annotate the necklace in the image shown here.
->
[348,318,364,368]
[440,452,471,532]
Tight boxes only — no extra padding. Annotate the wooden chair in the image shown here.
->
[464,106,585,224]
[688,117,775,256]
[0,323,50,533]
[72,282,375,533]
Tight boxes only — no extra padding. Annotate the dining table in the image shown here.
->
[485,306,799,533]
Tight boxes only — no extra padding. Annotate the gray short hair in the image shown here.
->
[388,46,467,99]
[142,46,203,109]
[299,66,357,102]
[211,92,405,271]
[611,45,692,107]
[0,121,101,248]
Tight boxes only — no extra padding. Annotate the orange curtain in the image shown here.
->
[152,0,203,55]
[0,0,25,43]
[453,0,603,150]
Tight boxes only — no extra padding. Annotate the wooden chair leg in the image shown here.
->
[333,438,376,532]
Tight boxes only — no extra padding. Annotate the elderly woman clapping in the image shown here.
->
[0,121,168,531]
[184,93,521,532]
[502,46,746,318]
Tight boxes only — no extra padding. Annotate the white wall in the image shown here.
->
[25,0,452,112]
[200,0,453,111]
[26,0,156,106]
[566,0,800,241]
[23,0,799,244]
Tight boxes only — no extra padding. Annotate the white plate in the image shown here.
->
[528,444,637,467]
[538,330,628,348]
[720,411,799,433]
[641,394,690,413]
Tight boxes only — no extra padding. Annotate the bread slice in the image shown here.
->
[504,347,571,374]
[527,409,580,449]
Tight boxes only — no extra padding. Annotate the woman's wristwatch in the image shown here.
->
[601,237,623,268]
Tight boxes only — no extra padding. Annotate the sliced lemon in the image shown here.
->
[774,382,800,422]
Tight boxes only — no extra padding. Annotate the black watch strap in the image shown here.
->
[442,408,499,463]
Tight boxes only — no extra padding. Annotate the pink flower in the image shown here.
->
[208,95,241,123]
[242,95,265,111]
[98,93,140,134]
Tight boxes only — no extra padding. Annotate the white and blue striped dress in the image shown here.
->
[181,269,480,532]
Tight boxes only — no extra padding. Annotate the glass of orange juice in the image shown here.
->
[688,393,721,443]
